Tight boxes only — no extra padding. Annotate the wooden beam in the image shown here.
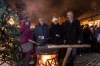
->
[47,45,90,48]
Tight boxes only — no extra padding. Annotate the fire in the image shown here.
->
[41,54,56,63]
[37,54,58,66]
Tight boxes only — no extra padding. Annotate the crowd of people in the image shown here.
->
[82,24,100,52]
[19,11,100,66]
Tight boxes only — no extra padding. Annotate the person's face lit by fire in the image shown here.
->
[39,18,45,25]
[67,11,74,20]
[25,21,30,27]
[54,20,58,24]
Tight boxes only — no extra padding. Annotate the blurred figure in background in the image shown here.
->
[83,25,92,52]
[95,26,100,53]
[89,26,96,52]
[83,25,91,44]
[83,25,97,52]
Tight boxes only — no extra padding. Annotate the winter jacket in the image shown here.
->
[49,23,63,44]
[34,23,49,45]
[20,19,33,44]
[19,18,34,54]
[64,19,82,44]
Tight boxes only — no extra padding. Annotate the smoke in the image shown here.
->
[6,0,97,26]
[24,0,45,23]
[5,0,82,25]
[6,0,72,26]
[23,0,85,25]
[23,0,68,25]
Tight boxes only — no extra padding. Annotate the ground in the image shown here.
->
[1,53,100,66]
[75,53,100,66]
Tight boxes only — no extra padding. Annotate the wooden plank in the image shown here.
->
[47,45,90,48]
[28,39,90,49]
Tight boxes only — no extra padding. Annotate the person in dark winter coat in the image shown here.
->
[34,18,49,45]
[89,26,96,52]
[49,17,63,44]
[49,17,63,62]
[83,25,91,44]
[64,11,82,66]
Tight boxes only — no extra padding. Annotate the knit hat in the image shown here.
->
[52,17,58,23]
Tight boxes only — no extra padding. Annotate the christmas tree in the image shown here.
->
[0,0,23,66]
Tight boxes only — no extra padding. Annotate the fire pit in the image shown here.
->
[36,46,59,66]
[29,39,91,66]
[36,54,58,66]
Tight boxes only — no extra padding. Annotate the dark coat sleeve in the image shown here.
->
[33,25,38,39]
[76,20,82,41]
[46,25,49,39]
[63,22,67,40]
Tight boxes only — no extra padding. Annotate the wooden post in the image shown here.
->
[62,48,72,66]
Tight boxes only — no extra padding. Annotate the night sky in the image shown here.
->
[4,0,100,26]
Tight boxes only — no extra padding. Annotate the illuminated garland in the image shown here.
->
[0,0,23,66]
